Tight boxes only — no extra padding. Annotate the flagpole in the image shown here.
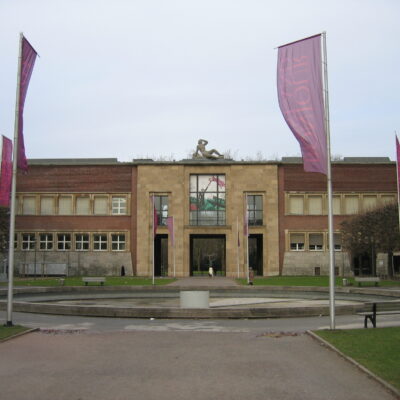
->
[245,194,250,284]
[236,216,240,278]
[152,195,155,286]
[173,216,176,278]
[6,33,23,326]
[322,31,335,330]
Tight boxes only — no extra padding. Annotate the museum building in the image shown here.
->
[12,156,398,278]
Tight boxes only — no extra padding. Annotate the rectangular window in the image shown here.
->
[363,195,377,211]
[75,234,89,251]
[308,195,323,215]
[76,196,90,215]
[58,196,73,215]
[189,175,226,226]
[112,196,127,215]
[154,195,168,225]
[57,233,71,250]
[309,233,323,251]
[333,195,341,215]
[40,196,55,215]
[14,233,18,250]
[111,234,126,251]
[344,195,359,215]
[94,196,108,215]
[247,195,263,225]
[39,233,53,250]
[22,196,36,215]
[290,233,305,251]
[288,195,304,215]
[22,233,36,250]
[93,234,108,251]
[334,233,342,251]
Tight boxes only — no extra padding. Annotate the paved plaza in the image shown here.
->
[1,329,398,400]
[1,279,399,399]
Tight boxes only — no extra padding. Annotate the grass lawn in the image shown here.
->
[0,277,176,287]
[236,276,400,287]
[315,327,400,391]
[0,325,30,340]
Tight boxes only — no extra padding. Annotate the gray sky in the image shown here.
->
[0,0,399,162]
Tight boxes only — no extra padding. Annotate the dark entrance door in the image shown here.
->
[190,235,226,276]
[249,234,263,276]
[155,234,168,276]
[353,253,372,276]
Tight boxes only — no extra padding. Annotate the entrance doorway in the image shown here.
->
[353,253,373,276]
[249,234,263,276]
[155,234,168,276]
[190,235,226,276]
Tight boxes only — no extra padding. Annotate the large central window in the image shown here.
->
[190,174,226,226]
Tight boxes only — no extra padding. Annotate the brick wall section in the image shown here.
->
[278,163,397,274]
[17,165,132,192]
[284,163,396,192]
[15,164,136,276]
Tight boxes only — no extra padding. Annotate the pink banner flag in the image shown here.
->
[396,136,400,196]
[243,210,249,237]
[17,36,38,171]
[166,216,174,246]
[277,34,327,175]
[0,136,13,207]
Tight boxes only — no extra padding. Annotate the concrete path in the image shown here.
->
[1,330,397,400]
[167,276,239,287]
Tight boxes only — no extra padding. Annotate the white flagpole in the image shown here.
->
[245,194,250,284]
[6,33,23,326]
[172,216,176,278]
[152,195,155,286]
[236,216,240,278]
[322,32,335,330]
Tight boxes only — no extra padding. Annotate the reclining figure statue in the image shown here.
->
[193,139,224,159]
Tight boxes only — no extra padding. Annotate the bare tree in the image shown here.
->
[341,202,400,276]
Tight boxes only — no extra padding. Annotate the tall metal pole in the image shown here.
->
[245,194,250,284]
[236,216,240,278]
[172,216,176,278]
[6,33,23,326]
[152,195,155,286]
[322,32,335,330]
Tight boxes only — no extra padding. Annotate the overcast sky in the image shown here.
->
[0,0,399,162]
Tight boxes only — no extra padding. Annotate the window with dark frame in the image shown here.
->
[154,195,168,226]
[247,195,263,226]
[189,174,226,226]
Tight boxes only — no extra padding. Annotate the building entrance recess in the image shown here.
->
[190,235,226,276]
[249,234,263,276]
[155,234,168,276]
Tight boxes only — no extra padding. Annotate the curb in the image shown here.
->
[306,330,400,399]
[0,328,39,343]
